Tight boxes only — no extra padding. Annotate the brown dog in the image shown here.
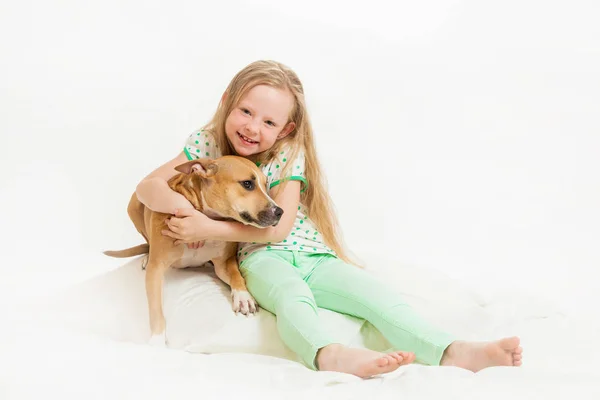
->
[103,155,283,345]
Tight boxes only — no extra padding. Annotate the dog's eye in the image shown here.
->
[240,180,255,191]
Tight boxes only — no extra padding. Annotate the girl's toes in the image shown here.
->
[390,352,404,364]
[385,355,396,366]
[385,355,398,365]
[398,352,415,365]
[513,353,523,366]
[376,356,390,367]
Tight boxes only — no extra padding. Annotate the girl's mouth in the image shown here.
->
[237,132,258,144]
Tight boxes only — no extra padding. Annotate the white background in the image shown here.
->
[1,0,599,317]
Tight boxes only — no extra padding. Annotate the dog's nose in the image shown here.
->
[273,206,283,219]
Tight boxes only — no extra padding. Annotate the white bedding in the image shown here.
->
[4,254,600,400]
[3,1,600,398]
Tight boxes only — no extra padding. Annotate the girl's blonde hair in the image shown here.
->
[201,60,356,265]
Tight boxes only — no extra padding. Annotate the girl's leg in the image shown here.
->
[306,254,455,365]
[239,250,334,369]
[240,250,414,376]
[306,254,522,371]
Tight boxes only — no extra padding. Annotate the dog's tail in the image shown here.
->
[103,244,149,258]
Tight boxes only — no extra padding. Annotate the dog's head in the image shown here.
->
[174,156,283,228]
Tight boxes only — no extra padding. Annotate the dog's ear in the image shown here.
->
[174,158,218,178]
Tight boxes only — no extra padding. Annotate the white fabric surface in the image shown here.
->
[4,254,600,399]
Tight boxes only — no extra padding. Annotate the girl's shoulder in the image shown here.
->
[183,129,221,160]
[260,144,307,192]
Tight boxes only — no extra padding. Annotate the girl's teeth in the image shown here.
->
[240,133,256,143]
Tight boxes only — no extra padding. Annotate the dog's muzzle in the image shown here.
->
[239,205,283,227]
[258,205,283,226]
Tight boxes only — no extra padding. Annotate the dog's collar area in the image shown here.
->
[200,207,237,223]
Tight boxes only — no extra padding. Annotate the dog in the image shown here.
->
[103,155,283,345]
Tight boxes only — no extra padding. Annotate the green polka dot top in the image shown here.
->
[184,129,336,262]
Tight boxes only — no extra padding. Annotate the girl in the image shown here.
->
[137,60,523,378]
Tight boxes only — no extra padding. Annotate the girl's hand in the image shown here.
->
[162,208,214,246]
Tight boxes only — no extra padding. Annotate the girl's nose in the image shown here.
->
[246,118,260,135]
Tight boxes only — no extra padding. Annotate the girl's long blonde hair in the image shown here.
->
[201,60,356,265]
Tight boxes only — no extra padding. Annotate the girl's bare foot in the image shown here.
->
[316,344,416,378]
[440,336,523,372]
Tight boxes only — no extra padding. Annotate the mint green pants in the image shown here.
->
[239,250,456,370]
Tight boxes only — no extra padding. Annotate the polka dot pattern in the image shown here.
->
[185,128,219,161]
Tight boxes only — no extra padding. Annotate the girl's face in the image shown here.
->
[225,85,296,157]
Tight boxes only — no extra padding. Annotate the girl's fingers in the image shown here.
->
[162,229,179,239]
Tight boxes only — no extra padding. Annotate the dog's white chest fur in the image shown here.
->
[170,240,228,268]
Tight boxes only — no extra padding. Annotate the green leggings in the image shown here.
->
[239,250,455,370]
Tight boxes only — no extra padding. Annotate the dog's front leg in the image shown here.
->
[212,255,258,316]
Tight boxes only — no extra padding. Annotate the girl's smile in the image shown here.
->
[225,84,295,156]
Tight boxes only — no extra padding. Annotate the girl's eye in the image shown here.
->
[241,108,251,115]
[266,120,275,127]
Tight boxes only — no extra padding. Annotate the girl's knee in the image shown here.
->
[275,291,318,314]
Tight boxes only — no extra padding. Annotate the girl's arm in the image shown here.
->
[135,151,195,213]
[164,181,301,244]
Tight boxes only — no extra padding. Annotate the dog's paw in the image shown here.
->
[148,332,167,347]
[231,289,258,316]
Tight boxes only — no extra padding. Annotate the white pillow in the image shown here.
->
[161,264,366,361]
[40,257,366,364]
[39,253,487,364]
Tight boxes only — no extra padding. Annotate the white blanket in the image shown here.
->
[4,254,599,400]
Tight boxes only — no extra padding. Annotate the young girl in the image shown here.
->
[137,60,523,378]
